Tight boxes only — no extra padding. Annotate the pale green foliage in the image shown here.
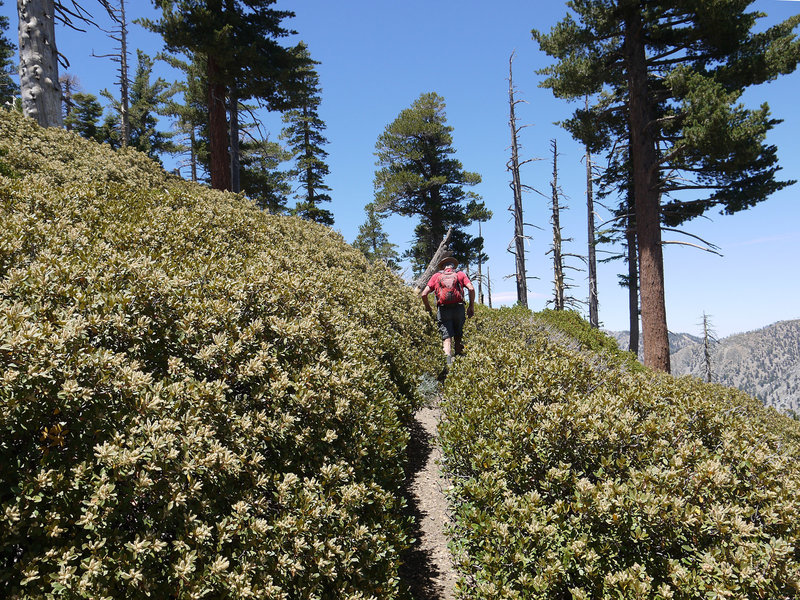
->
[441,305,800,599]
[0,111,439,598]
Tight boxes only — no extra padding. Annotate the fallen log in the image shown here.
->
[412,228,453,294]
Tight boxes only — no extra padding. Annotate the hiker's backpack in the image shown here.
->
[435,270,464,305]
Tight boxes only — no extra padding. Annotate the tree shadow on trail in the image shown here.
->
[400,414,448,600]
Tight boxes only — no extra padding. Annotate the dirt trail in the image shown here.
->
[400,400,457,599]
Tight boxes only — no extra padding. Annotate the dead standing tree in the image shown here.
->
[486,266,492,309]
[17,0,114,128]
[701,312,718,384]
[477,221,485,304]
[550,139,565,309]
[18,0,63,126]
[585,98,599,327]
[548,139,583,311]
[59,72,80,126]
[507,51,534,308]
[94,0,131,146]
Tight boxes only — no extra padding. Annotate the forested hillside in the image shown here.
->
[672,320,800,415]
[611,321,800,414]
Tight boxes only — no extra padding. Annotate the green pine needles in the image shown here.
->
[373,92,490,275]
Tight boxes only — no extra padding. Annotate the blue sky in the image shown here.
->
[2,0,798,338]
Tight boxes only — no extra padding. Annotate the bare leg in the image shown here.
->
[442,337,453,364]
[454,337,464,355]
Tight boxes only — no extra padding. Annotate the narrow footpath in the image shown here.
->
[400,398,457,600]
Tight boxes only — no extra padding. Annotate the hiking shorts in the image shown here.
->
[436,303,466,340]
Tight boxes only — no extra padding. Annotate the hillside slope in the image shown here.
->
[0,111,439,599]
[671,320,800,414]
[610,321,800,413]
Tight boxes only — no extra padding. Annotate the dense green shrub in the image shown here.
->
[0,111,439,599]
[441,306,800,599]
[535,308,644,373]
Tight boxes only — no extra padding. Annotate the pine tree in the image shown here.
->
[102,50,177,161]
[282,42,333,226]
[239,138,292,213]
[144,0,304,191]
[0,1,18,105]
[64,91,103,140]
[534,1,800,372]
[353,203,400,271]
[374,92,488,275]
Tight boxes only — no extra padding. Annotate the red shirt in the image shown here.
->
[427,268,471,304]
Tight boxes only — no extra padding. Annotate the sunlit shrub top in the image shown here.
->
[0,111,439,599]
[442,305,800,599]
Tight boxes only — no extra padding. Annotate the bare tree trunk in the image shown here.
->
[702,312,714,383]
[550,139,565,311]
[626,201,640,354]
[207,56,230,191]
[624,9,670,373]
[59,73,78,128]
[586,129,598,327]
[413,227,453,293]
[18,0,63,127]
[477,222,484,304]
[118,0,129,147]
[229,82,241,193]
[508,52,528,308]
[487,266,492,309]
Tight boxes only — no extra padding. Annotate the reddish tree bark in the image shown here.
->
[626,200,640,355]
[624,9,670,373]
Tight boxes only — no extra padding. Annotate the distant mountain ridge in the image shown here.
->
[607,320,800,414]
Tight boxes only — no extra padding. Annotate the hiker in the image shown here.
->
[420,256,475,365]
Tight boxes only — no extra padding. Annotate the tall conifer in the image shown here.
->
[282,42,333,226]
[145,0,304,191]
[374,92,489,275]
[534,1,800,372]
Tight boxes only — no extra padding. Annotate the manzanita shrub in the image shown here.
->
[0,111,439,599]
[535,308,644,374]
[441,305,800,599]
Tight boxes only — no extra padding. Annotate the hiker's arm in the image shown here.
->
[420,285,433,314]
[465,282,476,318]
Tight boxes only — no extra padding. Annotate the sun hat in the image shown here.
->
[437,255,458,270]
